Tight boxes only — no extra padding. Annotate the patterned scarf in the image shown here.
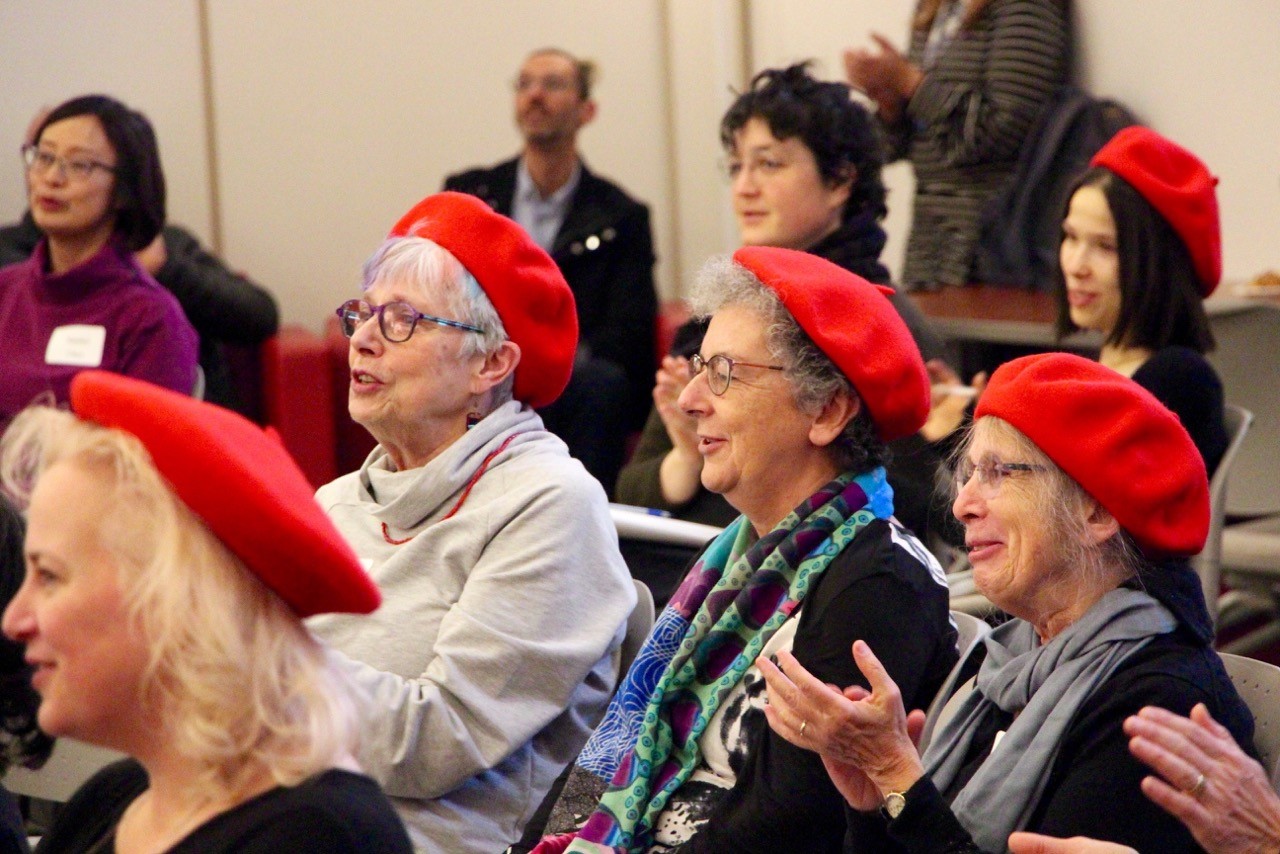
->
[566,469,894,853]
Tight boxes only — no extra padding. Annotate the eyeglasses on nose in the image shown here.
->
[335,299,482,343]
[22,144,116,182]
[689,353,784,396]
[955,457,1045,494]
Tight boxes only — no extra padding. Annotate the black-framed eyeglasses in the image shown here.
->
[21,145,116,182]
[955,456,1046,495]
[335,299,483,343]
[689,353,785,396]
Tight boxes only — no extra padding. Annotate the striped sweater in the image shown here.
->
[884,0,1070,288]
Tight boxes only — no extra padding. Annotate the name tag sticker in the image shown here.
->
[45,325,106,367]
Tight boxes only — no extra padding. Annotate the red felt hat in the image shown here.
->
[388,191,578,408]
[732,246,929,441]
[70,371,380,617]
[975,353,1209,556]
[1091,126,1221,296]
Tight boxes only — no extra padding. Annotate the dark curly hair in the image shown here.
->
[720,62,887,223]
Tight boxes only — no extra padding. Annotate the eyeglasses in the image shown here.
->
[514,75,577,95]
[723,154,788,182]
[22,145,116,182]
[955,457,1046,495]
[335,299,483,343]
[689,353,785,396]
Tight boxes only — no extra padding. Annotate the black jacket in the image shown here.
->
[444,157,658,428]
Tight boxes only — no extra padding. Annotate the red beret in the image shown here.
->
[975,353,1209,556]
[1091,126,1221,296]
[388,191,578,408]
[70,371,380,617]
[731,246,929,441]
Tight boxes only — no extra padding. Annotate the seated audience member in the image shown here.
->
[312,191,634,852]
[925,127,1229,475]
[1009,703,1280,854]
[0,213,279,416]
[445,48,658,492]
[531,249,956,853]
[1055,125,1227,473]
[1,493,44,854]
[0,95,197,428]
[615,63,947,546]
[761,352,1253,852]
[0,371,411,852]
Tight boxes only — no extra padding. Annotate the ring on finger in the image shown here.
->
[1185,772,1206,797]
[799,720,808,738]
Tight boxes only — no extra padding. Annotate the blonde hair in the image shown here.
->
[0,406,365,796]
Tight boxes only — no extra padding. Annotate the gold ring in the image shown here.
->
[799,720,808,738]
[1186,772,1206,797]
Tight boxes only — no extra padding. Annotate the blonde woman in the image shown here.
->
[1,371,410,853]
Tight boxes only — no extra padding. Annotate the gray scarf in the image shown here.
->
[921,587,1176,852]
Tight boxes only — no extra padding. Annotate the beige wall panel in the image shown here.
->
[0,1,212,243]
[207,0,672,326]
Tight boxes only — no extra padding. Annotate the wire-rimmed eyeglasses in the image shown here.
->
[335,299,482,343]
[22,144,117,182]
[689,353,785,396]
[955,456,1046,495]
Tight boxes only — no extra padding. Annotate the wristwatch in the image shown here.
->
[883,791,908,820]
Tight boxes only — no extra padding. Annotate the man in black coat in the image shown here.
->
[444,48,658,492]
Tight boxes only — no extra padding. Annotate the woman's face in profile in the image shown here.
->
[1,460,150,749]
[1060,185,1122,336]
[27,114,119,248]
[728,117,849,252]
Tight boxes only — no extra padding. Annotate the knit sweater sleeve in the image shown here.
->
[905,0,1069,168]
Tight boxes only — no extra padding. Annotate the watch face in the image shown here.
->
[884,792,907,819]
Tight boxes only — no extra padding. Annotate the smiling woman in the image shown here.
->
[527,247,956,854]
[0,94,197,428]
[1053,127,1226,475]
[0,371,410,852]
[760,353,1253,853]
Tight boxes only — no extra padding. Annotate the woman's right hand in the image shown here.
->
[654,357,703,505]
[920,359,986,443]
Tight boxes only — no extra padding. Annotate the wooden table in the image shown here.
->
[909,284,1280,517]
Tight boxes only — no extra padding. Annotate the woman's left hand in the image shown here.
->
[758,640,926,808]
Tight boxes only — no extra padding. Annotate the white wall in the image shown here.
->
[0,1,213,241]
[2,1,1277,326]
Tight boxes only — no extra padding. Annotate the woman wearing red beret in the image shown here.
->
[1055,126,1227,475]
[529,248,957,853]
[760,352,1253,853]
[314,192,634,853]
[1,372,409,852]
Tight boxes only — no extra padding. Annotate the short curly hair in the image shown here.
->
[720,62,887,223]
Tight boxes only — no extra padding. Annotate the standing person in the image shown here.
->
[445,47,658,492]
[615,63,947,547]
[0,95,197,427]
[761,353,1253,853]
[1,371,411,852]
[314,191,634,853]
[845,0,1069,289]
[529,248,955,853]
[1055,125,1227,473]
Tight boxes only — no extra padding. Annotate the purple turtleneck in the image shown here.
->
[0,237,198,426]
